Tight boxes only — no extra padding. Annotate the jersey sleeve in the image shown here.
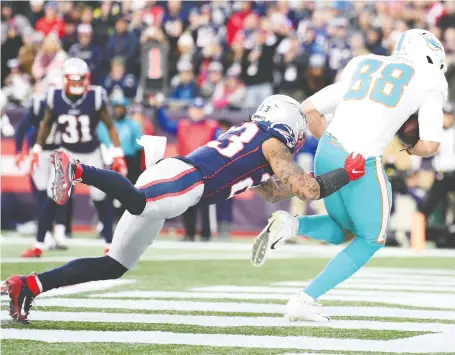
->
[417,89,444,143]
[307,81,346,115]
[425,69,448,102]
[308,55,367,115]
[256,121,297,153]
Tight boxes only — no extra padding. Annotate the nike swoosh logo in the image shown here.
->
[271,236,284,250]
[352,169,363,174]
[269,221,283,249]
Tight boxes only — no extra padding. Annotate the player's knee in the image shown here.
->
[125,189,146,215]
[103,255,128,279]
[341,231,355,244]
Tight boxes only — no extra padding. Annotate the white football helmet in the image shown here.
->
[392,29,447,73]
[63,57,91,96]
[251,95,307,150]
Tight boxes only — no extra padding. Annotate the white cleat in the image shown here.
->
[285,291,331,322]
[251,210,298,267]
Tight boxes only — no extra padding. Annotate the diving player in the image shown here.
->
[4,94,366,322]
[251,29,448,322]
[20,57,127,257]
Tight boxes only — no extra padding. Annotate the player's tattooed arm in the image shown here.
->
[99,106,121,148]
[253,178,294,203]
[35,105,54,147]
[262,138,321,201]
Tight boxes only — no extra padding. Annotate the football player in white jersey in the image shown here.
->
[251,29,448,322]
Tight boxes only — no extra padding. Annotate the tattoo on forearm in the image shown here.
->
[271,144,320,201]
[255,179,294,203]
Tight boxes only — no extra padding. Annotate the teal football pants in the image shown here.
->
[299,132,392,300]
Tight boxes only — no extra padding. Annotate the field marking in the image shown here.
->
[3,236,455,258]
[190,286,455,309]
[275,279,455,288]
[19,298,455,320]
[0,254,310,263]
[89,290,455,309]
[2,329,454,353]
[2,310,453,332]
[355,267,455,276]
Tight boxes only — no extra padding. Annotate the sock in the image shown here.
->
[65,196,73,236]
[304,237,383,300]
[54,224,67,245]
[298,215,345,245]
[38,255,128,292]
[36,198,58,243]
[35,190,47,211]
[25,275,42,296]
[93,199,113,243]
[80,164,146,215]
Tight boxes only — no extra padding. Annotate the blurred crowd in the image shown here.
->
[1,0,455,246]
[2,0,455,111]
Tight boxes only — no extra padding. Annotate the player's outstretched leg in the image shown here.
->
[51,149,146,215]
[4,207,165,322]
[251,212,346,267]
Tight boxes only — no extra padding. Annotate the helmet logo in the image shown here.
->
[271,123,296,148]
[421,33,442,51]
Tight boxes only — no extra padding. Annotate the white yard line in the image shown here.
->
[16,298,455,320]
[275,279,455,288]
[271,283,455,292]
[2,329,454,353]
[0,254,257,263]
[189,286,455,309]
[1,311,453,332]
[90,291,297,300]
[0,280,135,298]
[355,267,455,276]
[3,236,455,257]
[88,290,455,309]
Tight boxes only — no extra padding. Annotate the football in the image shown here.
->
[396,113,419,147]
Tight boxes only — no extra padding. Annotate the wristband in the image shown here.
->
[31,144,42,154]
[111,146,124,158]
[315,168,350,199]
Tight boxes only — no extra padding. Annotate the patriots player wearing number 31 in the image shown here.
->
[20,57,127,258]
[251,29,448,322]
[4,94,366,322]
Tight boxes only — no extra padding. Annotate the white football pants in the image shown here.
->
[107,158,204,269]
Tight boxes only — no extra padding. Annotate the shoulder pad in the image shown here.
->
[256,121,296,152]
[339,56,366,81]
[92,85,108,111]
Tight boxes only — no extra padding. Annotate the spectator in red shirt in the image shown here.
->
[35,2,65,39]
[226,1,253,45]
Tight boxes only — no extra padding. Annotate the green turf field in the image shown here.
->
[2,233,455,355]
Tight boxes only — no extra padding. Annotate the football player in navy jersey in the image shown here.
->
[14,91,70,252]
[20,57,127,258]
[4,95,366,322]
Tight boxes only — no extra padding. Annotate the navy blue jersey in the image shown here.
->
[30,95,61,150]
[48,86,107,153]
[186,121,297,204]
